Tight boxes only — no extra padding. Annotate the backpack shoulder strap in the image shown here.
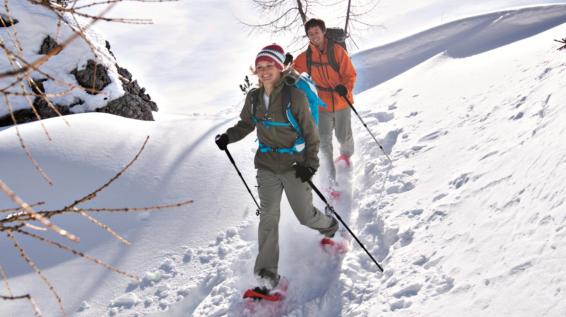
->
[282,85,303,137]
[326,39,340,73]
[306,46,313,76]
[281,84,292,119]
[249,87,260,119]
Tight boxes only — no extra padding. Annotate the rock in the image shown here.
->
[0,13,18,27]
[29,78,47,94]
[39,35,61,55]
[0,97,70,127]
[116,65,158,112]
[97,93,153,121]
[71,60,112,94]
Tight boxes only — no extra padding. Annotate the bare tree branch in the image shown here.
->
[16,229,140,280]
[6,232,67,317]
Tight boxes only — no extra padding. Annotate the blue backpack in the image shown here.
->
[250,72,326,154]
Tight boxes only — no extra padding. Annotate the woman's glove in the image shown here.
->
[294,164,316,183]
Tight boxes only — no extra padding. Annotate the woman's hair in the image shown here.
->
[304,18,326,34]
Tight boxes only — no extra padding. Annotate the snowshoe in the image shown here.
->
[243,277,288,302]
[329,188,341,201]
[320,237,349,255]
[334,154,351,168]
[243,287,284,302]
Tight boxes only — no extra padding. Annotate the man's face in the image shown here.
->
[307,26,325,48]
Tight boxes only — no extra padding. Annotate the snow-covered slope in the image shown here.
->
[351,12,566,316]
[2,2,566,317]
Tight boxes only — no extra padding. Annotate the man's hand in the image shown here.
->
[334,84,348,97]
[215,134,229,151]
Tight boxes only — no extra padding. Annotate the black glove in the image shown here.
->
[334,84,348,97]
[215,134,229,151]
[294,164,316,183]
[284,53,294,66]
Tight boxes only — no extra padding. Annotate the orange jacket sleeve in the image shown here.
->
[334,45,357,102]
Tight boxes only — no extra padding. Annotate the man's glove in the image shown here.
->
[334,84,348,97]
[215,134,229,151]
[294,164,316,183]
[284,52,294,66]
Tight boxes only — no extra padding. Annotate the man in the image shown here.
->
[215,44,338,292]
[294,18,357,187]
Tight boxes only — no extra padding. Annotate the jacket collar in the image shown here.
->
[309,37,327,54]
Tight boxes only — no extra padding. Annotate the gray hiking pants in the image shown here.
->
[319,108,355,182]
[254,168,338,282]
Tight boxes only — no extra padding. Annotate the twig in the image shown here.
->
[0,293,42,317]
[0,265,13,296]
[0,180,78,242]
[6,232,66,317]
[75,208,131,245]
[16,229,139,280]
[64,136,150,210]
[0,294,43,317]
[555,38,566,50]
[83,200,194,212]
[3,95,54,186]
[0,201,45,213]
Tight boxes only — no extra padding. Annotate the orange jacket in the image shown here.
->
[294,40,357,112]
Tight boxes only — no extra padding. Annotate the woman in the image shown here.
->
[215,44,338,292]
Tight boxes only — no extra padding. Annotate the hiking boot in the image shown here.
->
[257,269,280,289]
[320,216,339,238]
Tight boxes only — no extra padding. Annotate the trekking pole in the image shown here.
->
[340,94,393,164]
[223,147,262,216]
[307,179,384,273]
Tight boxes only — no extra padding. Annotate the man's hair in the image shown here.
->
[304,18,326,35]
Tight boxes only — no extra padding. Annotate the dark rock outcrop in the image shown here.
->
[0,13,18,27]
[71,60,112,94]
[96,94,154,121]
[0,97,71,127]
[29,78,47,94]
[39,35,60,55]
[0,36,157,126]
[116,65,158,112]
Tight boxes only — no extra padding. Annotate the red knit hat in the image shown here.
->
[255,44,285,71]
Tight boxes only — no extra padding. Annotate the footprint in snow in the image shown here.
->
[369,111,394,122]
[393,284,422,299]
[390,299,412,311]
[418,130,447,142]
[449,173,471,189]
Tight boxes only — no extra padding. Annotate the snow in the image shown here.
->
[2,1,566,316]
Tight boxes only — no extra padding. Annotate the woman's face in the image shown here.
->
[256,61,281,87]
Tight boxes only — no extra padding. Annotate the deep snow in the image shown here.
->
[2,1,566,317]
